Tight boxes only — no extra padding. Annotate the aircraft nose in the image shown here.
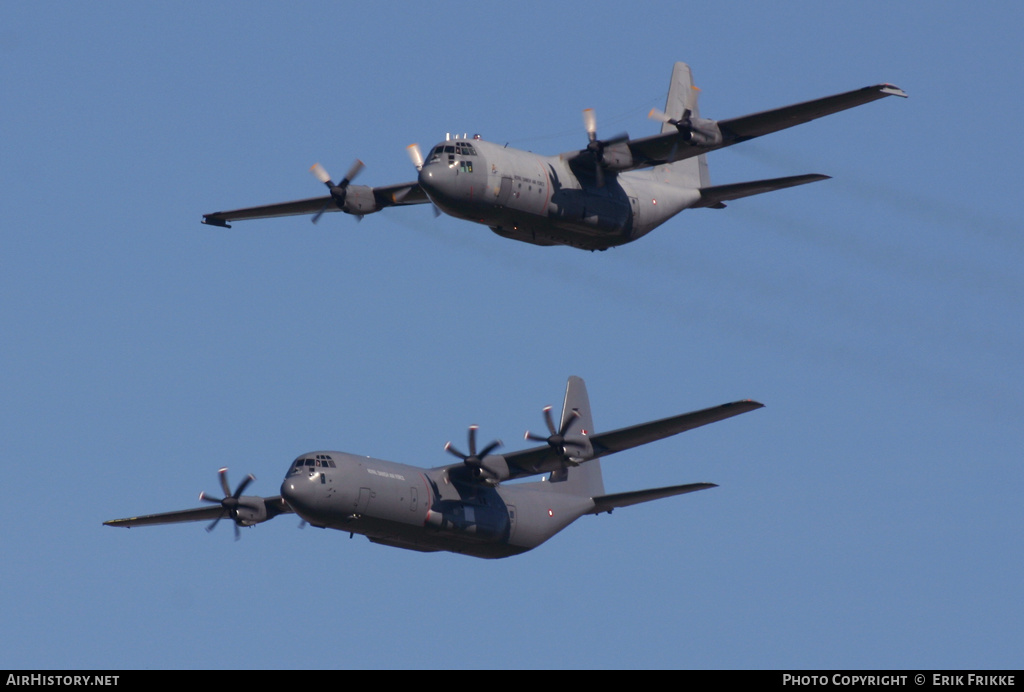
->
[417,161,451,202]
[417,165,435,193]
[281,475,314,516]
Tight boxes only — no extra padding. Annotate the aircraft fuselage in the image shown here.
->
[417,138,699,251]
[280,450,592,558]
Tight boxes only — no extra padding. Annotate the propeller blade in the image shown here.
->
[685,83,701,113]
[407,143,424,171]
[560,409,580,436]
[543,405,557,435]
[199,491,223,505]
[340,159,364,186]
[583,108,597,142]
[218,467,231,497]
[232,474,255,499]
[310,163,332,186]
[648,108,672,124]
[311,200,331,225]
[206,513,224,533]
[468,425,478,457]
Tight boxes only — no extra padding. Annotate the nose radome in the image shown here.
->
[417,166,435,192]
[280,477,308,513]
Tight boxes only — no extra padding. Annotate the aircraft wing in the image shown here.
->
[586,399,763,456]
[104,495,292,528]
[715,83,908,143]
[202,181,429,228]
[495,399,764,480]
[565,83,906,173]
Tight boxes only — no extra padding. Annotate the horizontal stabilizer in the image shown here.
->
[694,174,829,209]
[590,482,716,514]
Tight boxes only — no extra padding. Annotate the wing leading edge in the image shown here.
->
[104,495,292,528]
[202,181,428,228]
[497,399,764,480]
[564,82,907,174]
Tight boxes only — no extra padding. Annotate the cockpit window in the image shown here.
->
[288,454,336,476]
[428,142,476,164]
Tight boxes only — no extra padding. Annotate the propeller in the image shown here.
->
[648,106,693,131]
[199,467,257,541]
[648,83,704,140]
[583,108,598,144]
[525,407,582,464]
[445,425,502,478]
[581,109,628,187]
[309,159,365,224]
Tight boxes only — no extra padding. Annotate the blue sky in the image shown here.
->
[2,1,1021,670]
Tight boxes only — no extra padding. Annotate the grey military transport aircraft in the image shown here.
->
[105,377,762,558]
[202,62,905,250]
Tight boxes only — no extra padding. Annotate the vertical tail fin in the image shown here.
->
[660,62,711,188]
[546,376,606,498]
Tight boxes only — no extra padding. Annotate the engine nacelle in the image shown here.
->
[468,455,511,484]
[561,433,594,464]
[599,140,634,171]
[682,118,723,147]
[341,184,379,215]
[232,498,269,526]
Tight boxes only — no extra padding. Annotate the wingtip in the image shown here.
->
[201,215,230,228]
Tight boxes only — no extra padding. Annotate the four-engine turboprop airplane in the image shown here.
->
[104,377,763,558]
[202,62,905,250]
